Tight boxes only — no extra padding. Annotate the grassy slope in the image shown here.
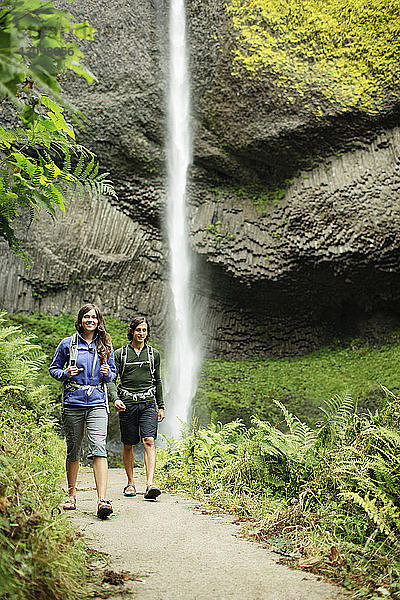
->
[194,339,400,426]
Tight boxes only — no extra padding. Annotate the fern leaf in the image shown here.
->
[80,155,95,180]
[342,491,399,544]
[63,147,72,173]
[73,151,85,178]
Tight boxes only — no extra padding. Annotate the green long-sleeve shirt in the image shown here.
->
[107,344,164,409]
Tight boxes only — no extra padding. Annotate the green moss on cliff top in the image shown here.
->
[225,0,400,113]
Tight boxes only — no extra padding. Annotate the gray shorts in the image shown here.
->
[62,405,108,462]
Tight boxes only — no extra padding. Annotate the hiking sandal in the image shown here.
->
[123,485,137,497]
[143,485,161,501]
[97,499,113,519]
[62,498,76,511]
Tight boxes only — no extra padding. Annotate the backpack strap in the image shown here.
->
[119,344,155,383]
[147,345,155,383]
[69,333,79,367]
[120,344,129,378]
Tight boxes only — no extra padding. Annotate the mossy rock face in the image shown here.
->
[1,0,400,357]
[187,0,400,184]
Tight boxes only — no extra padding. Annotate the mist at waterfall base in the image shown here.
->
[159,0,201,440]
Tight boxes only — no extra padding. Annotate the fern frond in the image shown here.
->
[73,150,85,178]
[342,491,399,544]
[316,393,356,448]
[0,324,24,341]
[62,146,71,173]
[371,486,400,532]
[371,426,400,449]
[0,385,25,394]
[319,393,355,423]
[380,385,397,400]
[75,180,85,200]
[273,399,317,446]
[92,171,109,182]
[80,155,95,180]
[273,399,297,434]
[85,177,118,199]
[88,161,99,179]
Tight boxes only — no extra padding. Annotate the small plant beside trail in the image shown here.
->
[158,392,400,599]
[0,313,89,600]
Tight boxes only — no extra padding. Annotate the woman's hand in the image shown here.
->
[100,364,110,376]
[66,365,78,378]
[158,408,165,422]
[114,399,126,412]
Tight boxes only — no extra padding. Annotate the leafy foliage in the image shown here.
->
[0,312,89,600]
[225,0,400,114]
[0,0,116,258]
[0,0,95,107]
[159,391,400,598]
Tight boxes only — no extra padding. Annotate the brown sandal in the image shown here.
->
[123,485,137,497]
[62,498,76,511]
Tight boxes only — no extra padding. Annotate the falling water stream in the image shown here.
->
[164,0,200,437]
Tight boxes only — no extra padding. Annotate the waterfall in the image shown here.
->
[164,0,199,437]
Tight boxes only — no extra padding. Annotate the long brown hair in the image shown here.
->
[75,304,111,364]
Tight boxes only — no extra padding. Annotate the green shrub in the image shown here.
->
[0,313,88,600]
[158,391,400,598]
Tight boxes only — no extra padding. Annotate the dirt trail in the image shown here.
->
[69,468,346,600]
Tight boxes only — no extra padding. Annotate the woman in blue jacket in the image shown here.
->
[49,304,116,519]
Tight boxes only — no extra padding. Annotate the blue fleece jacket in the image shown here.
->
[49,333,116,407]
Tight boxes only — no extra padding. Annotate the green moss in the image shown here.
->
[225,0,400,114]
[206,220,235,246]
[209,180,292,214]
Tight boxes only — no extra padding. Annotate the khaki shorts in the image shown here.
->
[62,405,108,461]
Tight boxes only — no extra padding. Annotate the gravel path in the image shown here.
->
[69,468,346,600]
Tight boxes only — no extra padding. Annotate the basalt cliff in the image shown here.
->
[1,0,400,356]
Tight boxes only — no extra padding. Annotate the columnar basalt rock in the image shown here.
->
[1,0,400,356]
[0,194,168,334]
